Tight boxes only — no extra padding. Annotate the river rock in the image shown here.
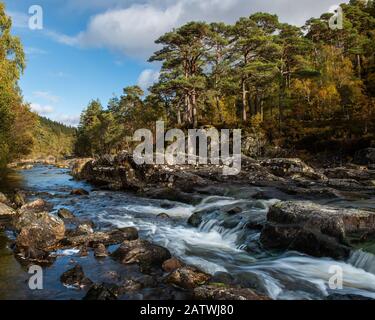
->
[166,266,211,289]
[70,189,89,196]
[94,243,108,258]
[71,158,93,179]
[0,203,16,224]
[260,158,326,180]
[13,191,26,208]
[19,199,52,214]
[193,285,270,300]
[62,227,138,248]
[0,192,8,204]
[57,208,75,219]
[260,201,375,259]
[111,239,171,270]
[60,264,92,288]
[354,148,375,165]
[162,257,185,273]
[83,283,117,300]
[15,211,66,250]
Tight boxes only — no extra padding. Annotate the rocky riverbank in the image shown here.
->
[71,150,375,261]
[0,149,375,300]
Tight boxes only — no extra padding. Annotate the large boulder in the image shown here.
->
[14,211,65,250]
[111,239,171,270]
[166,266,211,289]
[354,148,375,165]
[193,285,270,300]
[260,201,375,259]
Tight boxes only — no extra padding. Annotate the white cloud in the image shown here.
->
[49,0,350,58]
[33,91,60,103]
[137,69,160,91]
[30,103,55,115]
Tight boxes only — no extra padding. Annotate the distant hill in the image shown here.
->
[30,116,77,159]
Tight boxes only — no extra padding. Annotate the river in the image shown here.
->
[1,165,375,300]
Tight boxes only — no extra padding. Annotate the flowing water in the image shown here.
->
[1,165,375,300]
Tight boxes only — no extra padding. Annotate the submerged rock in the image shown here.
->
[193,285,270,300]
[261,201,375,259]
[166,266,211,289]
[112,239,171,270]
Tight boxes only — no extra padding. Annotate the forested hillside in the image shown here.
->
[29,117,76,160]
[75,0,375,162]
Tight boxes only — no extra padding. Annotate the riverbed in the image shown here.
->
[1,165,375,300]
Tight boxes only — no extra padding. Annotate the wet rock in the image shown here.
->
[70,189,89,196]
[323,167,372,181]
[13,191,26,208]
[83,283,117,300]
[162,257,185,273]
[187,212,203,227]
[166,266,211,289]
[65,220,94,237]
[260,158,325,180]
[156,213,170,219]
[71,158,93,179]
[260,201,375,259]
[112,239,171,270]
[0,192,8,204]
[78,245,89,257]
[0,203,16,225]
[60,264,92,288]
[57,208,75,219]
[94,243,108,258]
[354,148,375,165]
[226,207,242,215]
[211,272,235,286]
[193,285,270,300]
[62,227,138,248]
[19,199,52,214]
[15,246,55,265]
[14,211,65,250]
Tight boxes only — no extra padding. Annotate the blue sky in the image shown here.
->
[4,0,345,126]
